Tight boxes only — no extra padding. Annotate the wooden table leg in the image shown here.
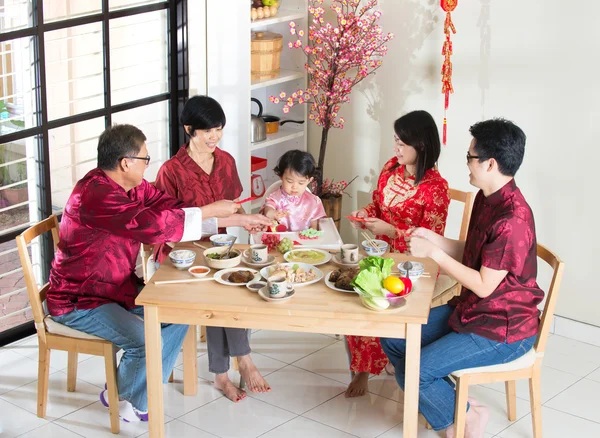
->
[144,306,164,438]
[403,323,422,438]
[183,325,198,396]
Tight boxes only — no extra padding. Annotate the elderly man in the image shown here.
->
[47,124,243,422]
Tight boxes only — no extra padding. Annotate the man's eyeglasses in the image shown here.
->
[123,155,151,165]
[466,152,480,162]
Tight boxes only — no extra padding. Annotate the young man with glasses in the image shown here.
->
[380,118,544,437]
[47,124,240,422]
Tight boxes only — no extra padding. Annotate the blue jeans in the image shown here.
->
[52,303,188,412]
[380,305,535,432]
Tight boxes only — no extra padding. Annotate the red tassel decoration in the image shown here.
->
[440,0,457,145]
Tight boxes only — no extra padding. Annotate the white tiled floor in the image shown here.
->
[2,332,600,437]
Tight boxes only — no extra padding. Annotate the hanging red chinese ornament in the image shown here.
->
[441,0,457,145]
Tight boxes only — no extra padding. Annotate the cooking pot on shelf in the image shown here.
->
[251,98,266,143]
[261,115,304,134]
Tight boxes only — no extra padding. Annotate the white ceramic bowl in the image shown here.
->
[188,265,210,278]
[246,280,267,292]
[397,261,425,280]
[210,234,236,247]
[203,246,242,270]
[361,239,389,256]
[169,249,196,270]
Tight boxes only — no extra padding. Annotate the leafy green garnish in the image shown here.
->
[351,256,394,299]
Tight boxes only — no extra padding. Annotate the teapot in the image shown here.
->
[251,98,266,143]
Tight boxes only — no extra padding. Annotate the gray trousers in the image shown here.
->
[206,327,252,374]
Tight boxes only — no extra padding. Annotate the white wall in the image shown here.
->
[308,0,600,326]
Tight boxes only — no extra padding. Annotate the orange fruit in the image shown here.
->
[383,276,405,295]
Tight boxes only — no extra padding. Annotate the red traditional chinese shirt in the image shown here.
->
[154,144,243,262]
[363,157,450,252]
[347,158,449,375]
[48,168,212,316]
[448,179,544,343]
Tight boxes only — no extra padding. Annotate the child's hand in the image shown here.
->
[275,210,289,220]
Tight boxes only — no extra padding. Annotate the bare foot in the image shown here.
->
[237,355,271,393]
[470,405,490,438]
[468,396,482,407]
[214,373,246,403]
[385,362,395,375]
[345,372,369,398]
[445,398,489,438]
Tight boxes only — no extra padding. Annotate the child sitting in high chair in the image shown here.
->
[262,150,326,231]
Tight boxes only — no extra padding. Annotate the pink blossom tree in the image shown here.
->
[270,0,393,195]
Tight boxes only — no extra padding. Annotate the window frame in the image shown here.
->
[0,0,189,346]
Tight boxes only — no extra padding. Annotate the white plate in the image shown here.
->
[324,271,357,294]
[213,268,261,286]
[331,253,365,268]
[241,254,276,268]
[283,248,332,266]
[258,286,296,303]
[260,262,324,287]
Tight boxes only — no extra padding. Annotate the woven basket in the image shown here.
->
[251,31,283,79]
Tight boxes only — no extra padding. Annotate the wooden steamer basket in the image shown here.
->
[251,31,283,79]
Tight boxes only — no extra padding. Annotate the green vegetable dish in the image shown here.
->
[350,256,395,310]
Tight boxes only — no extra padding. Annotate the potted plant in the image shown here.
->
[0,144,28,206]
[270,0,394,195]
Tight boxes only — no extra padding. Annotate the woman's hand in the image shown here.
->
[351,209,368,219]
[363,218,395,238]
[202,200,240,218]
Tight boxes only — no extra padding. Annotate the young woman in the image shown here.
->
[345,110,450,397]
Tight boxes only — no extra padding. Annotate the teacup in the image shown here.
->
[340,244,359,264]
[244,244,269,263]
[267,275,292,298]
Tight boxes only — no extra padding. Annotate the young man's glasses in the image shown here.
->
[123,155,151,166]
[466,152,480,162]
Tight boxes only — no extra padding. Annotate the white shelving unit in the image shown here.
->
[206,1,309,238]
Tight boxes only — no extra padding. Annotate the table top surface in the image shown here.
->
[136,244,439,325]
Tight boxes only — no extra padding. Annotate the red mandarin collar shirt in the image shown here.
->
[47,168,208,316]
[154,144,243,262]
[448,179,544,343]
[363,158,450,253]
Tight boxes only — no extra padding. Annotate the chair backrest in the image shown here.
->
[534,243,564,354]
[15,215,60,341]
[449,188,475,241]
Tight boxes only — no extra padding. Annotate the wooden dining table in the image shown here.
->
[136,243,439,438]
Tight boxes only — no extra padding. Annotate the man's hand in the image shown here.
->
[363,217,395,238]
[202,200,240,218]
[240,214,272,232]
[407,236,439,258]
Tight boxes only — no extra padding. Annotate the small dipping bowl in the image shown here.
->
[188,265,210,278]
[246,280,267,292]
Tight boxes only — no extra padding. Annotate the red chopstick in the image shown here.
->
[238,196,259,204]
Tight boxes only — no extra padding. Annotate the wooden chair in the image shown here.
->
[430,188,475,308]
[450,243,564,438]
[16,215,120,434]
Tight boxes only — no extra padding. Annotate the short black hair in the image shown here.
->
[469,118,526,176]
[273,150,318,179]
[393,110,441,184]
[97,124,146,171]
[180,95,226,137]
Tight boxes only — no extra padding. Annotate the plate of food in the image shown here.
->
[260,263,324,287]
[283,248,332,266]
[213,268,261,286]
[325,267,361,293]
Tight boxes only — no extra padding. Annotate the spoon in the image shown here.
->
[403,261,413,278]
[223,237,237,259]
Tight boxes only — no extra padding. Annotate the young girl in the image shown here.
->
[262,150,326,231]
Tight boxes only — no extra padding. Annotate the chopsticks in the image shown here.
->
[154,277,216,285]
[193,242,208,250]
[361,231,380,250]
